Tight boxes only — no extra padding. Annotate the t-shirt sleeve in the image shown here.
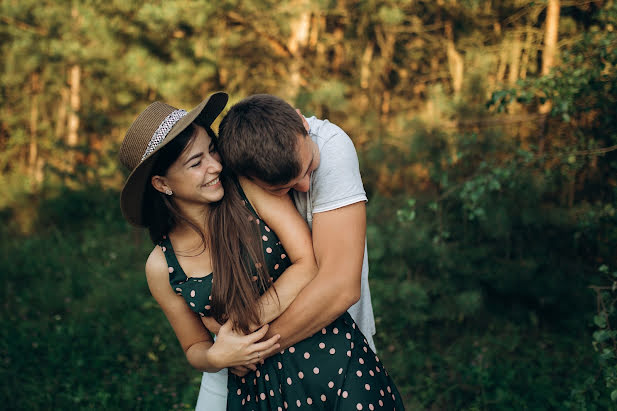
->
[310,120,367,214]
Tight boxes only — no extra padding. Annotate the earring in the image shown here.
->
[164,188,173,196]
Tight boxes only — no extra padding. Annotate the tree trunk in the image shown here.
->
[56,87,68,140]
[67,64,81,148]
[360,41,374,90]
[381,90,391,123]
[308,13,319,49]
[285,4,311,100]
[539,0,560,154]
[539,0,560,115]
[375,26,395,123]
[508,33,522,85]
[314,15,327,69]
[445,20,464,95]
[541,0,560,77]
[28,72,39,183]
[332,26,344,73]
[519,28,534,80]
[507,33,523,115]
[496,47,508,85]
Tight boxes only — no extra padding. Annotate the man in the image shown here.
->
[196,94,375,410]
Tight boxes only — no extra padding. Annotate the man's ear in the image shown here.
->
[151,175,169,194]
[295,108,309,132]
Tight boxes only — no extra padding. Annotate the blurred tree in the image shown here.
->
[1,1,616,408]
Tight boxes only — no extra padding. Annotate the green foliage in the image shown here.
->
[490,2,617,131]
[590,265,617,407]
[0,188,203,410]
[362,4,617,408]
[2,1,617,410]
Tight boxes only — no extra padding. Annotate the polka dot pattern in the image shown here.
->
[158,183,404,410]
[159,236,214,317]
[226,292,405,410]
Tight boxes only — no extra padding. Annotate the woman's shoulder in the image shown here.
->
[145,244,168,281]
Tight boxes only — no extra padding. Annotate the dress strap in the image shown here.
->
[158,235,187,285]
[233,177,260,219]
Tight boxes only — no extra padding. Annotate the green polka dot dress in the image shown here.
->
[159,187,405,410]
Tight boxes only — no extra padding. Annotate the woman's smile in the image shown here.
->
[203,176,221,188]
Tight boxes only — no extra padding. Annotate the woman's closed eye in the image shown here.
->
[190,160,202,168]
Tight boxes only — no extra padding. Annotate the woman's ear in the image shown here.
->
[151,175,169,195]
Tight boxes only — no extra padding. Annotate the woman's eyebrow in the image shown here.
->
[183,152,203,165]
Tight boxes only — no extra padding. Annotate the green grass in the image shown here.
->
[0,186,610,410]
[0,187,203,410]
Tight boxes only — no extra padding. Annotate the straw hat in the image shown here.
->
[119,92,228,227]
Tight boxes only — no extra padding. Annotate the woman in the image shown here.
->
[119,92,405,410]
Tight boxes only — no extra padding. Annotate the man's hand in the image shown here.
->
[229,365,255,377]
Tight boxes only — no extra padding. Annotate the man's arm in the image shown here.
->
[240,177,318,327]
[264,201,366,350]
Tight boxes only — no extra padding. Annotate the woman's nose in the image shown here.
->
[207,154,223,172]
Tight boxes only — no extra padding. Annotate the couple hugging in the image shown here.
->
[119,92,404,410]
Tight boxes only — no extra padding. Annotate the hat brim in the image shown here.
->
[120,92,228,227]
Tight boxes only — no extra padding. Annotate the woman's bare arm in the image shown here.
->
[145,246,280,372]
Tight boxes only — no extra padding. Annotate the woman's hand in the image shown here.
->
[207,321,281,369]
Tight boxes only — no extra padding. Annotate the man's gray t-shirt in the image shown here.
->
[292,116,376,352]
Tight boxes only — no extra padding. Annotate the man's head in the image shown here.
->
[218,94,319,195]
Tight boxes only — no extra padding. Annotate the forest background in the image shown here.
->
[2,0,617,409]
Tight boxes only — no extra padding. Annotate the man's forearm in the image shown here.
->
[265,203,366,351]
[264,268,360,350]
[256,255,317,326]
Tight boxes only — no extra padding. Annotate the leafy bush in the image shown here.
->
[0,187,203,410]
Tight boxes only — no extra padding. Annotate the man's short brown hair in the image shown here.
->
[218,94,308,185]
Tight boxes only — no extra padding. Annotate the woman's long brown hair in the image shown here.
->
[206,171,272,333]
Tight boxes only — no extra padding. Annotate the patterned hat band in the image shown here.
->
[140,109,188,162]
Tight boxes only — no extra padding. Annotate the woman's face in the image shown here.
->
[155,125,224,206]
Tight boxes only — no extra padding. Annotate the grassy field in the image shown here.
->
[1,188,204,410]
[0,186,608,410]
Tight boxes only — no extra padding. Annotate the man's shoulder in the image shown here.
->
[306,116,357,158]
[306,116,349,145]
[304,116,367,213]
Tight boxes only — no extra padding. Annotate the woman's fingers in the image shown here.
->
[252,334,281,354]
[246,355,262,365]
[248,322,261,333]
[256,340,282,362]
[263,341,282,356]
[242,334,281,365]
[246,323,269,343]
[214,321,282,368]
